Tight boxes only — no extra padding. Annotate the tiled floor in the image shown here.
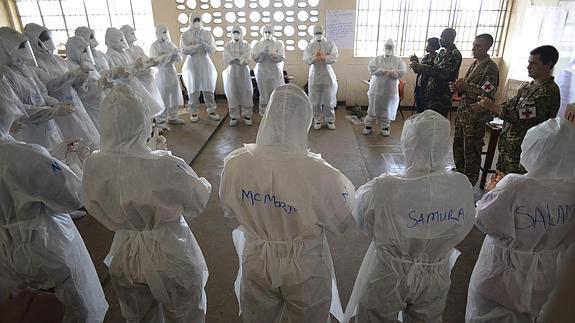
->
[77,105,489,322]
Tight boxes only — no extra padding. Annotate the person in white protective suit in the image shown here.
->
[364,39,407,137]
[0,27,70,150]
[105,27,133,67]
[66,36,114,131]
[303,24,339,130]
[23,23,100,151]
[75,26,110,71]
[104,27,165,119]
[344,110,475,323]
[219,84,355,323]
[251,25,285,116]
[120,25,165,113]
[222,24,253,127]
[82,83,212,323]
[465,117,575,323]
[180,12,220,122]
[0,77,108,323]
[150,25,185,125]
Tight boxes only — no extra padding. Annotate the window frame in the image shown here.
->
[354,0,511,58]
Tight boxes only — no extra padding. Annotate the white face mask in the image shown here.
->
[193,21,201,29]
[264,32,273,40]
[41,39,57,53]
[232,33,241,40]
[81,47,95,65]
[16,41,37,66]
[384,48,392,57]
[119,38,129,50]
[314,34,322,42]
[160,31,170,42]
[89,34,99,48]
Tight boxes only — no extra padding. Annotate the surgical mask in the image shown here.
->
[384,48,392,57]
[314,34,322,42]
[119,37,129,50]
[264,32,272,40]
[232,32,240,40]
[89,34,99,48]
[193,21,201,29]
[16,41,38,67]
[81,47,95,65]
[160,31,170,42]
[39,31,57,53]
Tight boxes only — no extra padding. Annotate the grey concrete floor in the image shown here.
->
[79,105,486,322]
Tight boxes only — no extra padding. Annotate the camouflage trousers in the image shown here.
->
[496,126,527,175]
[453,111,485,186]
[424,91,451,118]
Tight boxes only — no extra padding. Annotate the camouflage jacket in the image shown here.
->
[458,57,500,124]
[415,52,437,90]
[421,44,462,106]
[497,76,560,173]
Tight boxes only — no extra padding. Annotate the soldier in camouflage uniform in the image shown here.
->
[475,45,560,176]
[410,28,462,117]
[451,34,499,186]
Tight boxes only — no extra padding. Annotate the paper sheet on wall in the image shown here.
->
[326,10,356,49]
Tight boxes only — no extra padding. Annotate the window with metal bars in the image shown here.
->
[15,0,156,54]
[354,0,510,58]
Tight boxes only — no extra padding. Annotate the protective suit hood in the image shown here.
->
[231,24,243,41]
[251,84,313,154]
[75,26,99,48]
[383,38,395,57]
[105,27,129,51]
[120,25,137,44]
[0,27,37,66]
[65,36,94,66]
[520,117,575,178]
[189,12,202,29]
[0,76,27,139]
[312,24,324,35]
[155,25,171,42]
[401,110,450,176]
[23,23,54,57]
[100,84,152,156]
[261,25,275,40]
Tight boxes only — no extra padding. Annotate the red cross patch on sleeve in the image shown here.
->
[482,81,494,93]
[519,107,537,119]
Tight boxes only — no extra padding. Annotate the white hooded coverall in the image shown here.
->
[220,84,354,323]
[75,26,110,72]
[82,84,212,323]
[150,25,184,121]
[303,25,339,124]
[0,76,108,323]
[222,25,254,120]
[366,39,407,130]
[466,117,575,323]
[251,25,285,116]
[65,36,105,131]
[24,23,100,150]
[0,27,63,150]
[179,13,218,115]
[344,110,475,323]
[120,24,165,113]
[104,27,165,118]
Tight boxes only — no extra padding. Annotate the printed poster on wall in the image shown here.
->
[326,10,356,49]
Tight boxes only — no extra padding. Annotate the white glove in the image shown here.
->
[144,57,160,69]
[49,138,81,161]
[147,127,167,150]
[52,102,76,116]
[10,121,26,134]
[73,63,92,77]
